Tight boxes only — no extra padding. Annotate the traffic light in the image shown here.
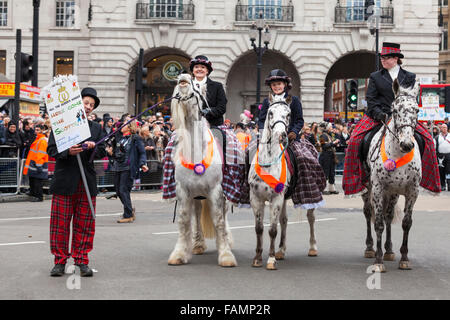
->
[135,48,148,92]
[20,52,34,83]
[347,79,358,109]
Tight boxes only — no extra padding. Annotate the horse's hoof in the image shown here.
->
[372,264,386,273]
[168,258,185,266]
[308,249,318,257]
[399,260,412,270]
[266,262,277,270]
[252,259,263,268]
[266,257,277,270]
[219,252,237,268]
[275,251,285,260]
[192,246,206,255]
[364,250,376,258]
[383,253,395,261]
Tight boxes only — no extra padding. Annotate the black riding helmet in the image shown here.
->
[189,55,213,74]
[265,69,292,91]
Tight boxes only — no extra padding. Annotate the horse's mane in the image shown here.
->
[171,84,186,133]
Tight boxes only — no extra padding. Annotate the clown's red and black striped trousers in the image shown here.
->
[50,181,96,265]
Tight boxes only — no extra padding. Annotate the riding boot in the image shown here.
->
[329,183,339,195]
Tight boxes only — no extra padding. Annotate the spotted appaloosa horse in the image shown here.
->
[248,94,318,270]
[363,79,421,273]
[167,73,236,267]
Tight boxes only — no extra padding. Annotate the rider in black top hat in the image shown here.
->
[189,55,227,127]
[257,69,304,141]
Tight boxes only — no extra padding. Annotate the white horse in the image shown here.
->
[248,94,318,270]
[363,79,421,273]
[167,73,237,267]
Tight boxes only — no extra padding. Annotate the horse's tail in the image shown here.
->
[392,203,404,224]
[201,200,216,239]
[370,201,404,224]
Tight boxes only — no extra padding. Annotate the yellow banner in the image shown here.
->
[0,83,15,97]
[19,101,40,117]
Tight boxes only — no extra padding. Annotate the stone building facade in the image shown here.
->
[0,0,442,123]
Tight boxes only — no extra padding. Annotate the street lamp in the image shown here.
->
[250,11,271,110]
[366,1,381,71]
[367,1,393,71]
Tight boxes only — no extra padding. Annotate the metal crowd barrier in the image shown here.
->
[1,157,164,195]
[2,150,346,194]
[0,146,21,194]
[335,152,345,176]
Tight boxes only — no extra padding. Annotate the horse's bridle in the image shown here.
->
[369,94,418,163]
[174,81,205,120]
[258,101,290,167]
[382,94,418,142]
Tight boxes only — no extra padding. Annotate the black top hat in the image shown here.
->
[380,42,404,58]
[81,87,100,109]
[265,69,293,90]
[189,55,213,74]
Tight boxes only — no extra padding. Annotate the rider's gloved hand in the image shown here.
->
[200,108,211,118]
[288,132,297,142]
[375,112,388,123]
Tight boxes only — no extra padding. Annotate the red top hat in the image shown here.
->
[380,42,404,58]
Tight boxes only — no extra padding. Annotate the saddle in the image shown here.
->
[284,146,298,200]
[358,124,425,166]
[244,144,297,199]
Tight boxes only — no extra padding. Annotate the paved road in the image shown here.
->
[0,186,449,301]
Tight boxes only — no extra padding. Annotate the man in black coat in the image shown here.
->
[47,87,106,277]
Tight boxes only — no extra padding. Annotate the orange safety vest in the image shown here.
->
[23,134,49,177]
[236,131,251,151]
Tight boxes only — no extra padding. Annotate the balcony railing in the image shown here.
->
[136,2,194,20]
[236,4,294,22]
[335,6,393,24]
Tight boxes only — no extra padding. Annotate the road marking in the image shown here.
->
[152,218,337,235]
[0,241,46,247]
[0,213,122,222]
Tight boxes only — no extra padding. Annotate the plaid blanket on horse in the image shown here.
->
[343,114,441,195]
[162,125,245,204]
[239,138,326,209]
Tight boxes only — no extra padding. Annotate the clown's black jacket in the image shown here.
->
[47,120,106,196]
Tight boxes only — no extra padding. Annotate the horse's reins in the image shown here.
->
[368,94,418,164]
[172,79,212,223]
[88,95,177,162]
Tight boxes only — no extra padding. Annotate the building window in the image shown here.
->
[248,0,282,20]
[150,0,183,18]
[56,1,75,27]
[0,50,6,75]
[439,0,448,7]
[0,1,7,27]
[54,51,74,76]
[345,0,381,22]
[439,69,447,84]
[440,23,448,51]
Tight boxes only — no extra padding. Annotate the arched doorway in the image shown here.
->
[324,51,376,121]
[128,48,190,115]
[226,50,300,123]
